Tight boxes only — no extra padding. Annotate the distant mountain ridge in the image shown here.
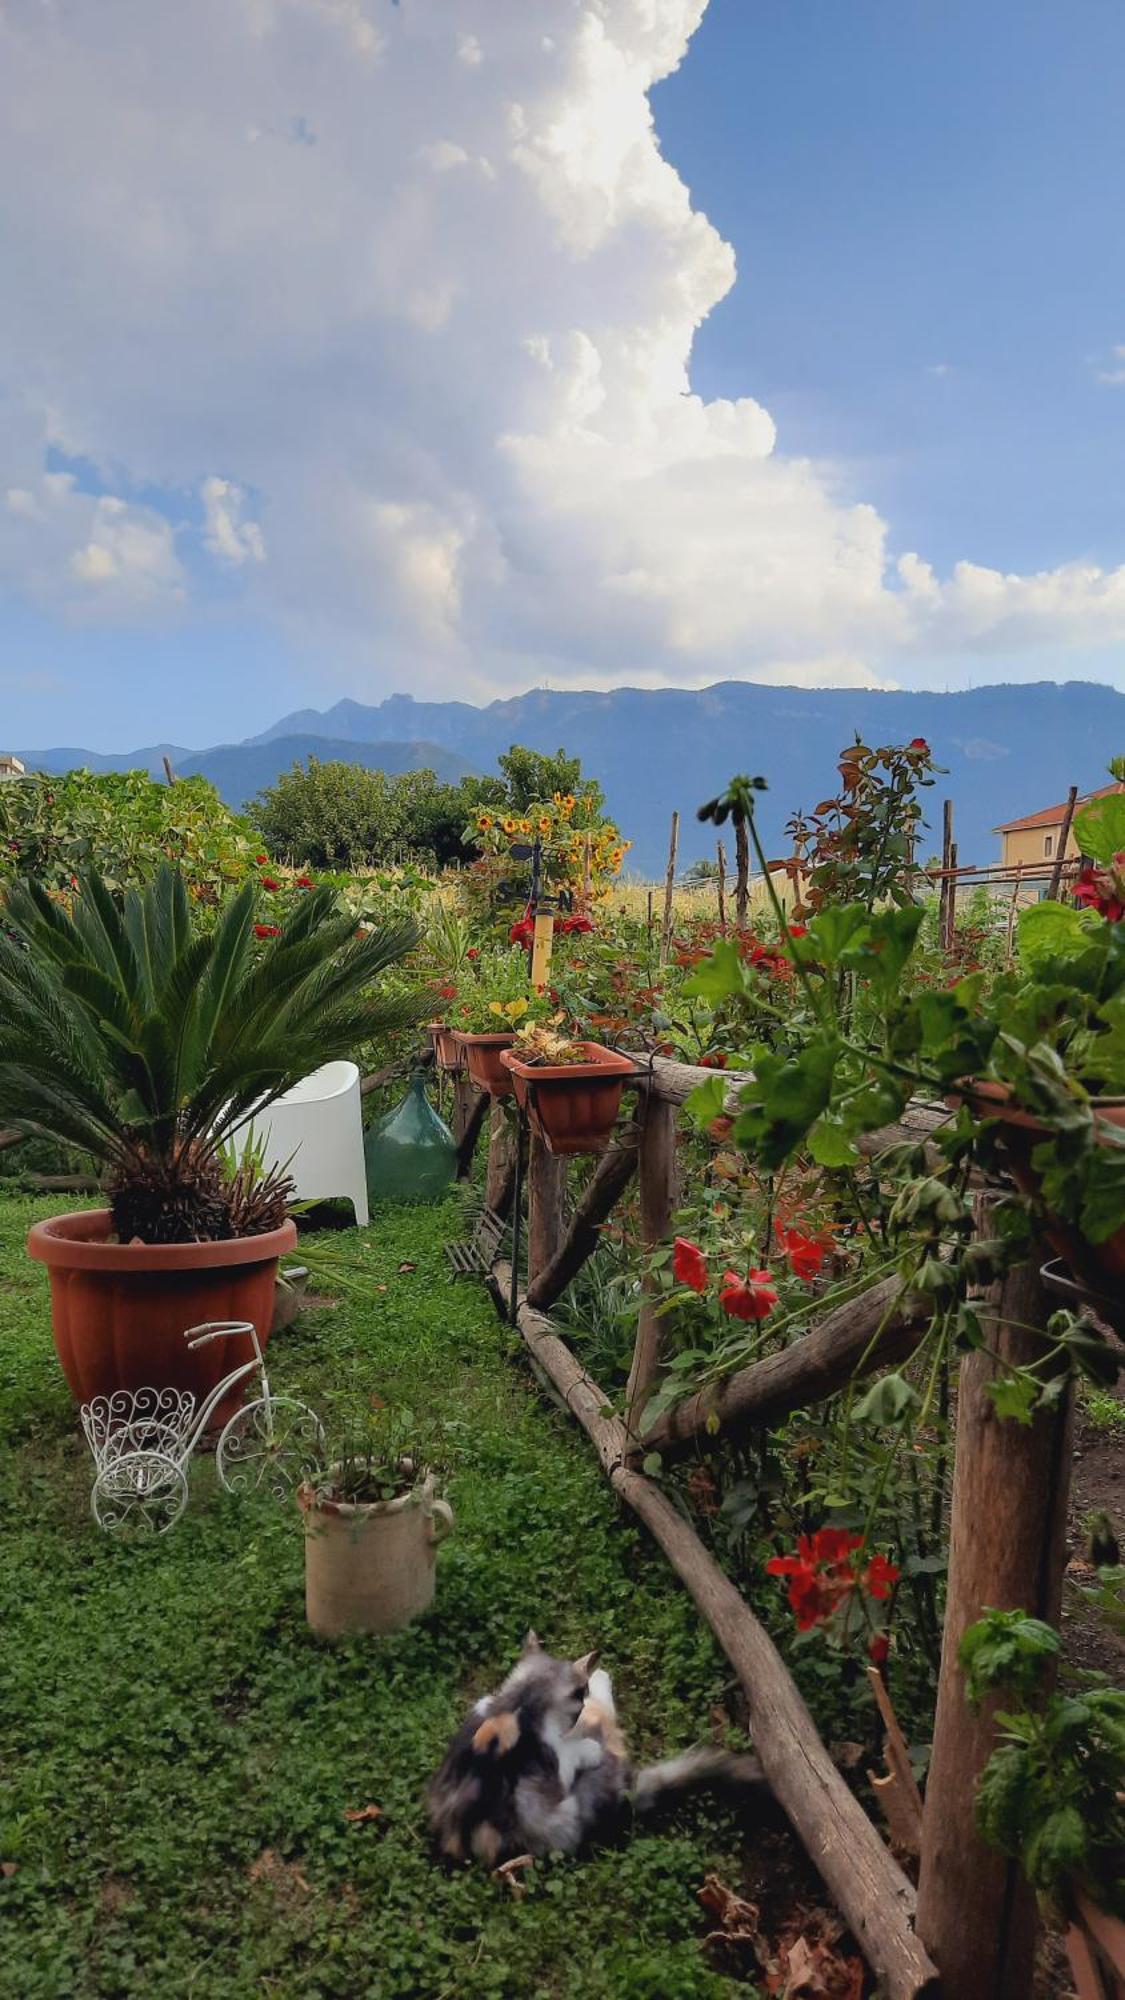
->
[19,679,1125,875]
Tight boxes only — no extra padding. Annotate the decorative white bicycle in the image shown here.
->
[80,1320,324,1538]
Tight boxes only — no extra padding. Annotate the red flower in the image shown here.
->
[467,947,480,960]
[719,1267,778,1321]
[766,1528,863,1630]
[437,982,458,1001]
[862,1552,900,1600]
[698,1051,727,1069]
[256,853,268,864]
[868,1633,890,1670]
[558,912,594,936]
[672,1236,708,1294]
[260,875,280,892]
[295,873,313,889]
[777,1226,826,1282]
[1074,861,1125,923]
[253,922,280,939]
[907,737,929,753]
[509,917,535,949]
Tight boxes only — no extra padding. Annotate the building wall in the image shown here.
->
[1000,822,1079,872]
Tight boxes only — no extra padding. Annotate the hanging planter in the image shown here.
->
[501,1040,636,1155]
[952,1081,1125,1289]
[455,1032,516,1098]
[427,1023,464,1073]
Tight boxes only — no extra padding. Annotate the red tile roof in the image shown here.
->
[994,781,1124,836]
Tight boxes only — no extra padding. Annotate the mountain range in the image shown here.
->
[18,679,1125,876]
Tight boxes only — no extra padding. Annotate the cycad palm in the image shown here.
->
[0,867,422,1242]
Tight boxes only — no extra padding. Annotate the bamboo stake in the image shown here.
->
[939,800,953,953]
[492,1270,940,2000]
[1046,784,1079,901]
[734,815,750,928]
[944,841,958,951]
[716,840,727,932]
[659,810,680,962]
[625,1095,678,1442]
[916,1243,1075,1999]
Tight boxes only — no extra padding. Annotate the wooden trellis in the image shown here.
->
[453,1052,1099,2000]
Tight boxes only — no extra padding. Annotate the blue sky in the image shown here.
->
[1,0,1123,753]
[655,0,1125,581]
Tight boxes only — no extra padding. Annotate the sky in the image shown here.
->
[1,0,1123,752]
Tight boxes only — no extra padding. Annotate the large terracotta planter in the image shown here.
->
[298,1469,454,1639]
[500,1042,637,1155]
[427,1023,464,1073]
[27,1209,297,1425]
[956,1082,1125,1288]
[455,1031,515,1097]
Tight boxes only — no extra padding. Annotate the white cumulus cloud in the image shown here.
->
[0,0,1123,696]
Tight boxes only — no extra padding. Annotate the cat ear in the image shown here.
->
[523,1628,541,1653]
[573,1649,599,1680]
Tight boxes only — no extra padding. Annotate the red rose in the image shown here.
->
[719,1267,778,1321]
[253,922,280,939]
[672,1237,708,1294]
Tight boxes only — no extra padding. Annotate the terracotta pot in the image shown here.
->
[298,1469,454,1639]
[953,1082,1125,1287]
[427,1022,464,1072]
[27,1209,297,1425]
[501,1042,637,1155]
[455,1031,515,1097]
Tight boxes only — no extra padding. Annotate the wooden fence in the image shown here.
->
[448,1053,1100,2000]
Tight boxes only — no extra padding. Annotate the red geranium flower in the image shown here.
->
[698,1051,727,1069]
[777,1226,826,1282]
[788,924,808,939]
[255,853,268,864]
[672,1236,708,1294]
[253,922,280,939]
[1074,859,1125,922]
[437,982,458,1001]
[718,1267,778,1321]
[260,875,280,892]
[509,916,535,949]
[295,873,313,889]
[467,947,480,960]
[862,1552,900,1600]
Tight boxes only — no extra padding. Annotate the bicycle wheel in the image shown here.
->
[216,1397,323,1499]
[92,1453,188,1538]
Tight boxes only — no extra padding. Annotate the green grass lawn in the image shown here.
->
[0,1192,760,2000]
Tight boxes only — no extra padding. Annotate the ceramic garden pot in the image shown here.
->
[427,1023,464,1072]
[500,1042,637,1155]
[297,1469,454,1639]
[455,1032,516,1097]
[27,1208,296,1425]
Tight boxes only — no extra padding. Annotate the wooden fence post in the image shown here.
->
[1047,784,1079,902]
[527,1127,566,1287]
[939,801,954,952]
[659,811,680,962]
[716,840,727,932]
[734,815,749,927]
[625,1092,678,1441]
[484,1102,516,1216]
[916,1246,1075,1999]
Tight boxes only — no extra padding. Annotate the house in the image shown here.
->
[994,781,1124,879]
[0,753,26,781]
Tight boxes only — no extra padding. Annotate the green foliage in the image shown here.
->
[962,1610,1125,1919]
[0,867,422,1240]
[1074,790,1125,865]
[0,767,258,899]
[253,758,478,869]
[0,1193,749,1998]
[494,745,603,816]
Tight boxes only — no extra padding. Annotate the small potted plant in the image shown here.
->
[1,866,421,1412]
[452,948,538,1097]
[501,1021,636,1154]
[297,1407,453,1639]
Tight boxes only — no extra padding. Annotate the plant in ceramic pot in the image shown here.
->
[0,865,421,1413]
[500,1022,636,1155]
[297,1406,453,1639]
[451,948,540,1096]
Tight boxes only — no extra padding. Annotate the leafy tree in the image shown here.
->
[253,759,479,869]
[495,746,603,816]
[0,768,256,899]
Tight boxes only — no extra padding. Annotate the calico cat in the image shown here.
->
[427,1632,767,1867]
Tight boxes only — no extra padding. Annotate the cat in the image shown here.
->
[427,1632,767,1868]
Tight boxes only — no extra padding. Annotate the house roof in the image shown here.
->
[993,781,1124,836]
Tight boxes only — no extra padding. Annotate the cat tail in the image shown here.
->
[632,1747,769,1811]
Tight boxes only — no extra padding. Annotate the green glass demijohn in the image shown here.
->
[364,1072,457,1205]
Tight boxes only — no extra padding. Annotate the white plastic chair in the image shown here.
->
[248,1060,369,1227]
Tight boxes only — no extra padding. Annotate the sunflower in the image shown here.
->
[501,816,518,835]
[519,818,532,834]
[476,812,494,832]
[538,816,552,835]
